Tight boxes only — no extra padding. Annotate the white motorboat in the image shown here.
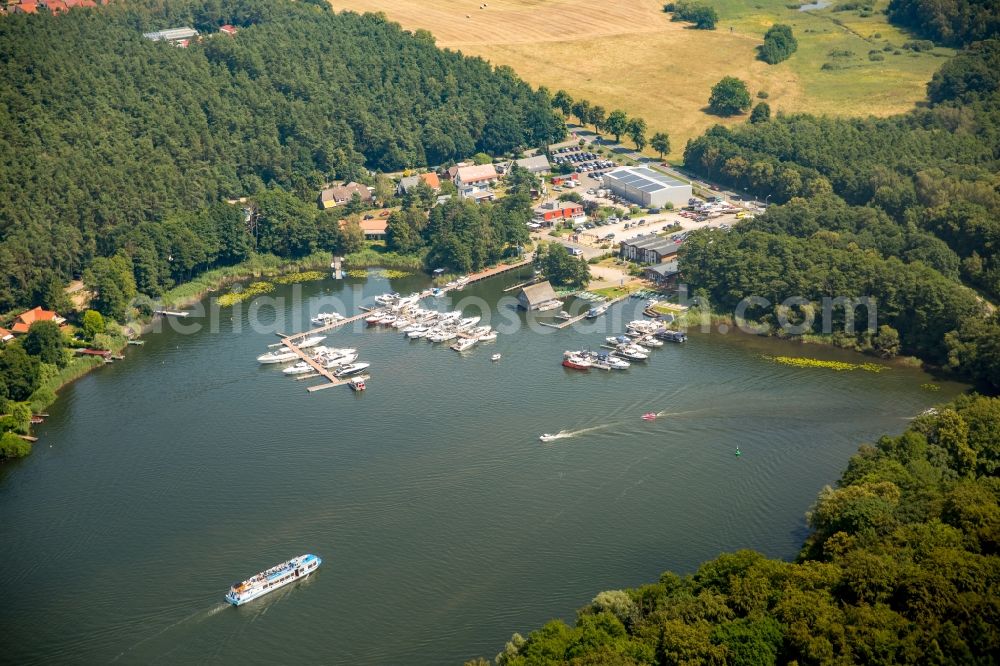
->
[365,312,384,324]
[539,433,559,442]
[407,327,429,339]
[478,330,497,342]
[639,335,664,348]
[310,312,344,325]
[282,362,315,375]
[455,316,481,331]
[615,346,649,361]
[257,349,299,364]
[491,353,502,362]
[335,362,370,377]
[321,351,358,368]
[608,357,631,370]
[451,337,477,352]
[287,335,326,349]
[374,292,400,305]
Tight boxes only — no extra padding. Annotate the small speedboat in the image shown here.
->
[539,433,559,442]
[491,353,502,362]
[642,412,657,421]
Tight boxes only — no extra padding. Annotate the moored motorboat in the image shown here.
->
[478,330,497,342]
[225,554,321,606]
[348,377,366,391]
[310,312,344,326]
[451,337,477,352]
[585,305,608,319]
[257,349,299,364]
[656,329,688,343]
[562,355,592,370]
[335,362,370,377]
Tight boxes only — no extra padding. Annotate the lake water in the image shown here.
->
[0,270,966,664]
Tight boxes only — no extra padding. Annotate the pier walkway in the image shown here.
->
[538,294,630,330]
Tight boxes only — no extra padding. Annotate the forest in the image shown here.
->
[682,40,1000,389]
[0,0,564,313]
[887,0,1000,46]
[477,394,1000,665]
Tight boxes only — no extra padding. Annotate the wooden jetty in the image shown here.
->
[306,373,370,392]
[154,309,190,317]
[538,295,629,330]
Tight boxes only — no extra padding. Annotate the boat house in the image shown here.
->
[517,281,559,311]
[644,260,680,287]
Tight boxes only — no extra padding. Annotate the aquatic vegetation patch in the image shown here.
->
[216,281,275,307]
[921,383,941,391]
[763,355,888,373]
[345,268,413,280]
[273,271,325,285]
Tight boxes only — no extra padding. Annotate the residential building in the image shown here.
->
[513,154,551,175]
[341,217,388,240]
[10,306,66,335]
[619,236,681,264]
[397,172,441,195]
[644,260,680,287]
[453,164,497,189]
[0,327,13,344]
[532,202,585,226]
[602,166,692,208]
[219,24,238,35]
[14,2,38,13]
[142,27,199,42]
[517,281,559,311]
[319,182,373,209]
[459,187,496,203]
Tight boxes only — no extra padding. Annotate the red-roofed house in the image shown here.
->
[339,217,388,240]
[219,24,238,35]
[14,2,39,13]
[0,327,13,344]
[46,0,69,14]
[10,306,66,335]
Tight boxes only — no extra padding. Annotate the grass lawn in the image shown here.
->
[333,0,950,158]
[592,285,639,299]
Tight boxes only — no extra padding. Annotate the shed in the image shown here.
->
[518,281,558,310]
[514,154,551,174]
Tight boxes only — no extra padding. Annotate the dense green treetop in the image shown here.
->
[0,0,564,312]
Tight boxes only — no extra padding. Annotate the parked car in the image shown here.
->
[570,248,584,257]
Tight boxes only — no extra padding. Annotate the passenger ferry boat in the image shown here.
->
[225,554,321,606]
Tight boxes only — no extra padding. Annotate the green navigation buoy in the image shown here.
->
[735,447,742,457]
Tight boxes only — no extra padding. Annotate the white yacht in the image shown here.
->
[335,362,370,377]
[310,312,344,326]
[451,337,477,352]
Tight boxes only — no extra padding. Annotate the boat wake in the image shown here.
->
[539,423,612,442]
